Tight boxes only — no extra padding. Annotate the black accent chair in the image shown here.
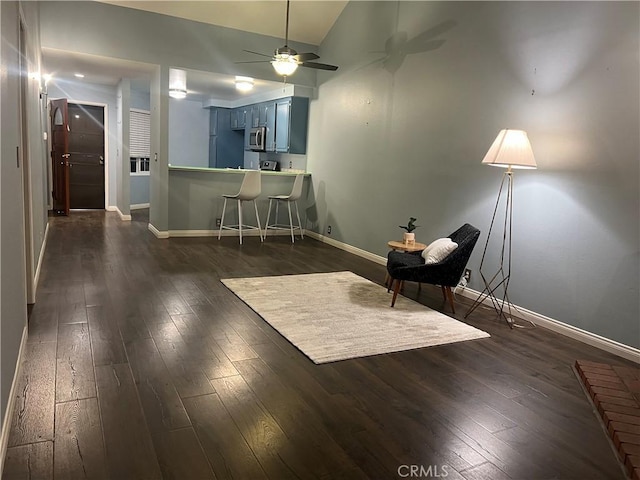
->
[386,223,480,312]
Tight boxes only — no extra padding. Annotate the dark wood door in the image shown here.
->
[68,104,105,209]
[50,98,70,215]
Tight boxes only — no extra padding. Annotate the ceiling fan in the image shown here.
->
[236,0,338,77]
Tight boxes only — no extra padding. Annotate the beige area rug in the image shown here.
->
[221,271,490,364]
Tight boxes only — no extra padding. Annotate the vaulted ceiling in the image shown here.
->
[98,1,348,46]
[44,1,348,101]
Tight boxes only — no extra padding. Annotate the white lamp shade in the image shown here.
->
[169,68,187,99]
[271,55,299,76]
[482,129,537,169]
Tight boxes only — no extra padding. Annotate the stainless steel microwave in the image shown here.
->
[249,127,266,152]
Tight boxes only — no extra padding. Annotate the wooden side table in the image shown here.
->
[387,240,427,253]
[385,240,427,289]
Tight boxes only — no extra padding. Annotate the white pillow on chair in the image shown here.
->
[421,237,458,264]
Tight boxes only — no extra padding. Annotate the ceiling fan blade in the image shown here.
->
[300,61,338,71]
[404,20,457,48]
[293,52,320,62]
[234,60,271,64]
[403,39,446,55]
[242,49,272,58]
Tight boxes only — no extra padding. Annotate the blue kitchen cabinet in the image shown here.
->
[251,104,260,128]
[230,107,247,130]
[275,97,309,154]
[209,108,218,136]
[209,107,243,168]
[248,102,270,129]
[265,101,276,152]
[258,103,269,127]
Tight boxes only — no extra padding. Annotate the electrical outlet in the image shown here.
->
[327,225,332,234]
[215,218,221,227]
[463,269,471,282]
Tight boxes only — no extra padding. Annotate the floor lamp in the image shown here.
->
[464,129,537,328]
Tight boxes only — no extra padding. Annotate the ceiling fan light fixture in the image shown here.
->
[169,68,188,99]
[235,76,254,92]
[272,54,299,76]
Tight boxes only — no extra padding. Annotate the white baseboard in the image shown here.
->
[305,231,387,266]
[148,223,169,239]
[33,222,49,291]
[106,206,131,221]
[130,203,149,210]
[456,287,640,364]
[0,326,28,476]
[307,231,640,364]
[168,229,292,238]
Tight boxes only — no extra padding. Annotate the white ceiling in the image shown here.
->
[99,1,347,46]
[44,1,348,102]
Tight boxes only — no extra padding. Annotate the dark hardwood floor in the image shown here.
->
[2,209,633,479]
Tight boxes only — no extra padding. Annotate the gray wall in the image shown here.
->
[0,0,26,426]
[47,81,117,208]
[130,176,150,206]
[23,2,48,291]
[149,66,170,231]
[307,1,639,347]
[1,0,48,429]
[131,89,150,111]
[116,79,131,215]
[168,98,209,168]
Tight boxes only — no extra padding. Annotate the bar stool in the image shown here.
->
[218,170,263,245]
[264,174,304,243]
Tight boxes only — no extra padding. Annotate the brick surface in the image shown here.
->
[625,379,640,393]
[614,431,640,450]
[593,386,635,399]
[600,403,640,417]
[613,366,640,380]
[611,422,640,435]
[576,359,640,480]
[586,377,627,390]
[581,365,618,376]
[596,395,640,410]
[626,456,640,478]
[605,412,640,427]
[610,422,640,437]
[623,444,640,458]
[577,359,614,369]
[586,372,627,383]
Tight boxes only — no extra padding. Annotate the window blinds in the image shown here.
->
[130,109,150,157]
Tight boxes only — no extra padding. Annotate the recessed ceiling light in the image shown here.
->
[169,68,188,100]
[235,76,254,92]
[74,114,80,119]
[74,73,85,78]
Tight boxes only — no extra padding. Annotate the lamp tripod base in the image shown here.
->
[464,270,516,328]
[463,169,534,329]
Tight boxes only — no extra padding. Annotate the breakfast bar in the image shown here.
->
[167,166,311,235]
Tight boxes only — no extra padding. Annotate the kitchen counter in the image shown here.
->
[168,165,310,176]
[167,166,311,235]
